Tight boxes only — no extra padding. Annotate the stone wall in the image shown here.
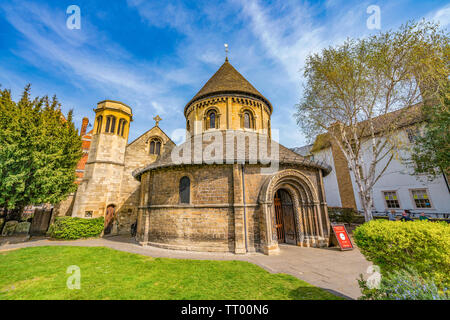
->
[53,193,75,217]
[71,117,175,236]
[147,207,235,252]
[137,163,328,254]
[330,141,357,209]
[115,126,175,234]
[185,96,271,136]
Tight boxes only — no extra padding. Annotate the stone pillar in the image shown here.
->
[226,97,231,129]
[232,164,246,254]
[138,172,151,245]
[263,203,280,255]
[315,203,324,238]
[318,169,331,239]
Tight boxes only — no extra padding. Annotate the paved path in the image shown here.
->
[0,236,371,299]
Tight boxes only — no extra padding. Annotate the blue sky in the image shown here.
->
[0,0,449,147]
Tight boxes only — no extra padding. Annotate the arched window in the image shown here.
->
[149,138,162,155]
[204,109,219,130]
[244,111,251,129]
[96,116,103,134]
[241,110,255,129]
[209,111,216,129]
[186,120,190,132]
[105,116,116,133]
[179,176,190,204]
[118,119,127,136]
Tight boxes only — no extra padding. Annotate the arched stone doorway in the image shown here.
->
[104,204,115,235]
[273,189,297,245]
[259,169,331,255]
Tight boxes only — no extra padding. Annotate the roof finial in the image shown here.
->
[153,115,162,127]
[224,43,229,61]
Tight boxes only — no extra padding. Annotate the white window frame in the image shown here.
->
[382,190,402,210]
[409,188,434,210]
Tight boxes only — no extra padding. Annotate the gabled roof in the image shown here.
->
[127,125,175,147]
[184,59,273,114]
[310,103,425,153]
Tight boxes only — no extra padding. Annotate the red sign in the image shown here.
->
[331,224,353,250]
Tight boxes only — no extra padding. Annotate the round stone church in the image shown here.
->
[131,58,332,255]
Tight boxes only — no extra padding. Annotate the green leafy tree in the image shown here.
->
[411,84,450,179]
[0,85,82,217]
[295,21,449,221]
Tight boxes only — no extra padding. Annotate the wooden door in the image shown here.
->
[274,194,285,243]
[279,190,297,244]
[30,209,53,235]
[104,205,115,235]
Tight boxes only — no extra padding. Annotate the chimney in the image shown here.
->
[81,117,89,136]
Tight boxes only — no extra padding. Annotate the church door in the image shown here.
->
[104,205,115,235]
[274,189,297,245]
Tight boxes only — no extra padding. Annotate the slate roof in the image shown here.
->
[132,130,331,180]
[184,59,273,114]
[310,103,424,153]
[291,144,313,157]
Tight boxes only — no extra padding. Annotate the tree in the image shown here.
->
[295,21,449,221]
[0,85,82,217]
[410,83,450,180]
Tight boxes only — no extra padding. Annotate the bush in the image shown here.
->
[354,220,450,289]
[358,267,449,300]
[48,217,104,240]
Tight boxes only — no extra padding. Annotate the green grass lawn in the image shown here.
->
[0,246,342,300]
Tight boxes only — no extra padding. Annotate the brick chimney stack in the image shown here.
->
[80,117,89,136]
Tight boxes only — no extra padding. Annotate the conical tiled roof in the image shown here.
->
[132,131,331,180]
[184,59,273,114]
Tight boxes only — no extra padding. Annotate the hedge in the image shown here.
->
[353,220,450,288]
[47,217,104,240]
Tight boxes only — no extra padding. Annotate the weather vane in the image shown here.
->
[224,43,229,61]
[153,115,162,127]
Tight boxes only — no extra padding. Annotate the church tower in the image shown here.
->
[184,58,272,137]
[72,100,133,219]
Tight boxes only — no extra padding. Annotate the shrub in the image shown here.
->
[48,217,104,240]
[358,267,449,300]
[354,220,450,289]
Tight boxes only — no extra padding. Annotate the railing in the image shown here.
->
[370,210,450,220]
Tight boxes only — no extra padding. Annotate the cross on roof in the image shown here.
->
[224,43,229,61]
[153,115,162,126]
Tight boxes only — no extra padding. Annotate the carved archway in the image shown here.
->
[258,169,329,255]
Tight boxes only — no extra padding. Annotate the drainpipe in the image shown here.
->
[441,167,450,194]
[241,164,248,253]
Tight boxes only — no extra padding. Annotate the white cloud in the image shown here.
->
[427,4,450,27]
[3,0,439,148]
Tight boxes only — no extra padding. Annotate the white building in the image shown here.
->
[293,109,450,218]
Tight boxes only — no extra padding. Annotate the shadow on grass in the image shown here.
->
[289,286,351,300]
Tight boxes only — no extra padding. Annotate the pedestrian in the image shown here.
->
[419,212,430,221]
[400,210,413,222]
[388,210,397,221]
